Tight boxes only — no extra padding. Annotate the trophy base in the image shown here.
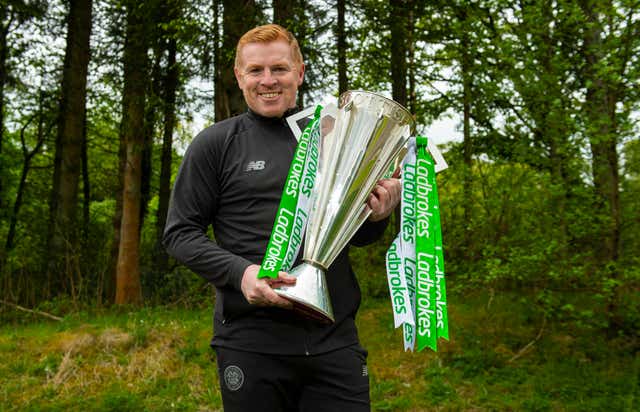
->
[275,262,335,324]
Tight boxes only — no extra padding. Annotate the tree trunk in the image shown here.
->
[212,0,220,119]
[155,35,179,273]
[389,0,409,233]
[0,5,10,275]
[539,4,569,259]
[273,0,294,25]
[0,5,10,214]
[106,128,125,304]
[461,26,473,260]
[407,7,416,113]
[47,0,92,295]
[115,1,148,305]
[6,113,45,252]
[336,0,347,95]
[140,47,163,230]
[216,0,257,121]
[81,105,90,245]
[581,0,620,263]
[579,0,625,332]
[389,0,408,107]
[273,0,307,107]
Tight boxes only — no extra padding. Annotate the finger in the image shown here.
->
[266,274,296,289]
[372,186,391,212]
[377,179,401,202]
[276,272,297,284]
[262,287,294,308]
[373,184,389,200]
[268,279,294,289]
[368,192,381,211]
[377,178,400,191]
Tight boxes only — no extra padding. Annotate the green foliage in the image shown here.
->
[96,386,145,412]
[0,0,638,342]
[423,365,457,405]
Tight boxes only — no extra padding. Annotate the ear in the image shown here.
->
[234,67,244,90]
[297,63,305,86]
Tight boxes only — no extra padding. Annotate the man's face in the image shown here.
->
[235,41,305,118]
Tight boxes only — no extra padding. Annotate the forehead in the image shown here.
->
[238,41,296,67]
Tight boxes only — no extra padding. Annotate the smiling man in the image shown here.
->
[164,24,401,411]
[234,35,304,118]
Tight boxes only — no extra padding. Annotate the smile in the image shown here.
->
[259,92,281,98]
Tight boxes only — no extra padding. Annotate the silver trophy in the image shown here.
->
[275,90,415,323]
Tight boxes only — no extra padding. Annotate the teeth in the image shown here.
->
[260,92,279,98]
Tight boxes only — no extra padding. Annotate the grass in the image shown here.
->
[0,291,638,411]
[363,290,639,411]
[0,306,220,411]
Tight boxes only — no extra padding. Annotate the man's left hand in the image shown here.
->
[367,177,401,222]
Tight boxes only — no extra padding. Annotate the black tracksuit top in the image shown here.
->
[163,109,387,355]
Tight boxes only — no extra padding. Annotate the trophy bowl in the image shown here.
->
[276,90,415,323]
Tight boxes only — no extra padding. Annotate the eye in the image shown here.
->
[272,66,289,74]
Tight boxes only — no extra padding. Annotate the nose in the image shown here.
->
[260,68,277,87]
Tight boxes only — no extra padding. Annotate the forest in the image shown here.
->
[0,0,638,410]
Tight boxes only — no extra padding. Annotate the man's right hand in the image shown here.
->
[240,264,297,309]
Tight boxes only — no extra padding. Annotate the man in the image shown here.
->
[163,24,400,411]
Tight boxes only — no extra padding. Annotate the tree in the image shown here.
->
[273,0,294,25]
[578,0,639,329]
[0,0,46,220]
[47,0,93,296]
[215,0,258,121]
[272,0,321,107]
[6,90,50,252]
[388,0,412,232]
[389,0,409,107]
[155,0,183,274]
[457,5,474,257]
[336,0,347,95]
[115,0,148,305]
[140,0,172,231]
[140,45,162,231]
[579,0,638,264]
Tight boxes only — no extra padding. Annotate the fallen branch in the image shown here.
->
[0,299,63,321]
[508,317,546,363]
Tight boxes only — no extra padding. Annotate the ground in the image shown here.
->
[0,291,637,411]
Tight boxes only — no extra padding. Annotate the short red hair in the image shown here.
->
[235,24,303,69]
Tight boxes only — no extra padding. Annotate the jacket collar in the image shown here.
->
[247,107,300,123]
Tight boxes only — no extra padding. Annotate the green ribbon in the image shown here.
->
[432,159,449,340]
[414,136,448,351]
[258,106,322,279]
[400,144,418,351]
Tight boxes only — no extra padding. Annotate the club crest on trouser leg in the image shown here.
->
[223,365,245,391]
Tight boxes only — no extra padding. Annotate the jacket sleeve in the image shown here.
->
[162,131,250,291]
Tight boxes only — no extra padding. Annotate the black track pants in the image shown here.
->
[214,345,370,412]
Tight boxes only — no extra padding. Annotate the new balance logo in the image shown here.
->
[245,160,266,172]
